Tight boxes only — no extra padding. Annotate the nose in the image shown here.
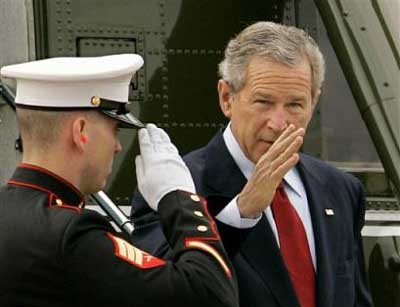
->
[266,107,289,132]
[115,138,122,153]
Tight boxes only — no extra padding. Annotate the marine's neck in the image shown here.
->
[21,147,83,195]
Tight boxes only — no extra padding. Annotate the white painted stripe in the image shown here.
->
[362,226,400,237]
[365,211,400,221]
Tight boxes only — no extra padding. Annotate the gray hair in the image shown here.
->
[218,21,325,97]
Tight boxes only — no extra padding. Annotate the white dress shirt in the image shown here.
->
[215,123,317,270]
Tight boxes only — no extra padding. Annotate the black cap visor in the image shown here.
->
[101,109,144,128]
[93,96,144,129]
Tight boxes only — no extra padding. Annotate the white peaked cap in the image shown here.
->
[0,54,145,128]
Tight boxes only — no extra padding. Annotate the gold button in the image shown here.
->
[194,211,204,217]
[190,194,200,202]
[91,96,101,106]
[197,225,208,232]
[55,199,63,206]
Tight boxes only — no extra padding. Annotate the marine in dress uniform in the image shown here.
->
[0,55,238,307]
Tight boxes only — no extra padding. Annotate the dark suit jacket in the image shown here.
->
[131,128,372,307]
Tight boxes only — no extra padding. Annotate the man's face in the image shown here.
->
[219,56,317,164]
[83,113,122,194]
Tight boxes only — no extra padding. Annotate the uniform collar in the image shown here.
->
[8,163,84,207]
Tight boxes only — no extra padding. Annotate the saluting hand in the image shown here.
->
[237,124,304,218]
[135,124,196,211]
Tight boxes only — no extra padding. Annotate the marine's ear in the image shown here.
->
[71,116,88,152]
[218,79,233,119]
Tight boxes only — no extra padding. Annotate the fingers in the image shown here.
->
[135,155,144,180]
[274,124,297,144]
[138,128,153,156]
[138,123,179,161]
[147,123,171,143]
[270,153,300,180]
[253,125,304,188]
[269,135,303,174]
[146,123,178,154]
[258,125,304,166]
[268,125,304,158]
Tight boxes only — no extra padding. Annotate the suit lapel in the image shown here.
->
[201,129,300,307]
[298,155,340,307]
[240,214,300,306]
[202,129,247,201]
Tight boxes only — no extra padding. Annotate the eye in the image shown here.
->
[114,126,121,135]
[254,99,272,105]
[288,101,303,108]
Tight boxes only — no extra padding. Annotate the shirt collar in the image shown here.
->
[8,163,84,207]
[223,122,303,197]
[283,167,303,197]
[223,122,254,180]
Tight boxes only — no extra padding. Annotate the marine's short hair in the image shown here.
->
[218,21,325,98]
[16,108,75,150]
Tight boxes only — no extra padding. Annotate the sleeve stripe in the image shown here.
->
[186,240,232,278]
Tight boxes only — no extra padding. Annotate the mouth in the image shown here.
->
[261,140,274,146]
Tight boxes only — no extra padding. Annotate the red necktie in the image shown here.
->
[271,183,316,307]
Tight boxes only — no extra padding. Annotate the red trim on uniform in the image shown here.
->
[47,191,81,212]
[108,232,121,254]
[200,196,220,239]
[8,179,56,196]
[51,203,81,213]
[185,239,232,278]
[7,179,81,213]
[18,163,84,199]
[48,193,54,208]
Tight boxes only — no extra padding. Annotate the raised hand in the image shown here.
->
[135,124,196,211]
[237,124,304,218]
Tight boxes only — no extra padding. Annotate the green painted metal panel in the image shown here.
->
[314,0,400,199]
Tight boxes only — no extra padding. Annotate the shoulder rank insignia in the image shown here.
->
[107,232,166,269]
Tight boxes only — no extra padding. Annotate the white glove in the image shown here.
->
[135,124,196,211]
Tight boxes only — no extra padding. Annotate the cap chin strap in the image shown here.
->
[91,96,130,115]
